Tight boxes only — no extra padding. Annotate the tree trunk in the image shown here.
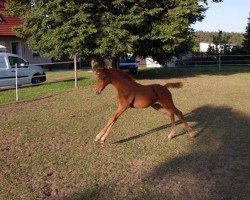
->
[104,57,119,68]
[91,56,105,71]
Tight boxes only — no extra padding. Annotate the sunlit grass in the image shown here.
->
[0,67,249,199]
[1,66,250,105]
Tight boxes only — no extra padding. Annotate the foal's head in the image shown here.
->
[95,68,111,95]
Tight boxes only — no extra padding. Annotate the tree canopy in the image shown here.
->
[205,30,231,55]
[242,14,250,54]
[5,0,222,64]
[194,31,244,45]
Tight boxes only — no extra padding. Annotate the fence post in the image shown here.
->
[15,63,19,101]
[218,55,221,71]
[74,56,78,88]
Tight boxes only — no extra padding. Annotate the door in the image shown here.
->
[11,42,19,55]
[8,56,30,85]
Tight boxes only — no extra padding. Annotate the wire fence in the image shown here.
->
[0,60,92,86]
[0,59,94,102]
[0,54,250,103]
[180,54,250,69]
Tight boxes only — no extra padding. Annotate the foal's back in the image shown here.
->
[109,68,174,107]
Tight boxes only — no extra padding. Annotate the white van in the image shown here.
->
[0,53,46,87]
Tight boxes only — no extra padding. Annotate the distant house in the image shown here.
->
[199,42,238,53]
[199,42,212,53]
[0,0,51,64]
[143,57,163,68]
[138,51,193,68]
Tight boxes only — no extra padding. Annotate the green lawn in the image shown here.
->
[0,67,250,199]
[0,70,95,105]
[1,66,249,105]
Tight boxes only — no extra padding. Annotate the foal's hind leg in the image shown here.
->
[173,107,196,137]
[168,112,177,139]
[151,104,176,139]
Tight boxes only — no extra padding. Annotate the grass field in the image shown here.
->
[0,70,95,105]
[0,67,250,199]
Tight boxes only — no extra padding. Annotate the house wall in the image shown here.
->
[199,42,237,53]
[200,42,211,52]
[145,57,163,68]
[0,36,51,64]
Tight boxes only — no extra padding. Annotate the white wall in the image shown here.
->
[199,42,237,53]
[200,42,212,52]
[0,36,51,64]
[145,57,162,68]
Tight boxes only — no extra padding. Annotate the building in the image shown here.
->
[199,42,238,53]
[143,57,163,68]
[0,0,51,64]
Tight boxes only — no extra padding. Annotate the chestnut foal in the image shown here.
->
[94,67,194,143]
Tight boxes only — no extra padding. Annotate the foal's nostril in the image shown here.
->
[96,90,100,95]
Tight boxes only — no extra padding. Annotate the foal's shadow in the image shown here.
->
[113,121,184,144]
[113,124,168,144]
[113,105,225,144]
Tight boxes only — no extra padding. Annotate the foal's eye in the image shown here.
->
[101,77,106,80]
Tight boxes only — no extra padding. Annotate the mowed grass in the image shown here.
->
[0,65,249,105]
[0,68,250,199]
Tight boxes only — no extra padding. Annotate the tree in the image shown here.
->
[213,30,230,54]
[242,14,250,54]
[206,30,231,55]
[4,0,222,67]
[194,31,244,47]
[207,44,215,56]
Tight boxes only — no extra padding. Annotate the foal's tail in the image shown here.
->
[164,82,183,89]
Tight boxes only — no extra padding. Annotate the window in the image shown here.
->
[8,56,27,67]
[0,56,7,68]
[11,42,19,55]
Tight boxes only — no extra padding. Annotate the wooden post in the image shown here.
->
[218,55,221,71]
[74,56,78,88]
[15,63,19,101]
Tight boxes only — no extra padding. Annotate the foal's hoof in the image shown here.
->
[189,131,198,138]
[168,134,174,140]
[99,140,105,144]
[94,137,105,144]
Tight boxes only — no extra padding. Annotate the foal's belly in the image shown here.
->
[131,88,157,108]
[132,100,154,108]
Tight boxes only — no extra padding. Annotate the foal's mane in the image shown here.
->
[108,68,135,82]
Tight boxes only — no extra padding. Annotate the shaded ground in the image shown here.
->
[66,105,250,200]
[0,72,249,200]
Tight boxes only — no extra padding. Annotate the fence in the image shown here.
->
[0,59,93,102]
[181,54,250,70]
[1,54,250,103]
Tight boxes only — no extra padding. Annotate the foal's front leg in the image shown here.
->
[95,105,127,143]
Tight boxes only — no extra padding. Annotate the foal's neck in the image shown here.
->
[108,69,136,91]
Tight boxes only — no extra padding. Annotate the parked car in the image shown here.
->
[118,54,139,74]
[0,53,46,87]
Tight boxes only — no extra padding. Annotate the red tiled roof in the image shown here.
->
[0,0,23,36]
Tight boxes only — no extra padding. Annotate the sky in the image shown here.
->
[192,0,250,33]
